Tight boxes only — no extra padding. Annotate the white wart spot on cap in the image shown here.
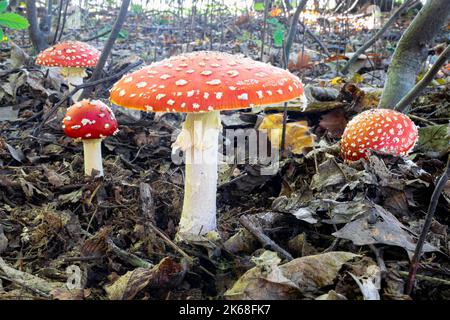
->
[206,79,221,85]
[237,93,248,100]
[175,79,188,86]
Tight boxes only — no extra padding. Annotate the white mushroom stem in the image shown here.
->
[83,139,103,177]
[173,111,221,239]
[60,67,87,102]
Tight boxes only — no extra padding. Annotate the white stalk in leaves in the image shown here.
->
[173,111,221,240]
[83,138,104,176]
[60,67,87,102]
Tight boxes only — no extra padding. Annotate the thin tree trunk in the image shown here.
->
[26,0,49,51]
[379,0,450,109]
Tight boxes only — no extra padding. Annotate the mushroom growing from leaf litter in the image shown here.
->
[63,99,118,177]
[341,108,418,161]
[109,51,305,240]
[36,41,100,102]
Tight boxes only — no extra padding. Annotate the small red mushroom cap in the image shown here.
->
[36,41,100,68]
[109,51,304,113]
[341,109,418,161]
[63,100,118,139]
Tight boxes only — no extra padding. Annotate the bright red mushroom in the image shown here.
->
[109,51,304,240]
[63,99,118,176]
[341,108,418,161]
[36,41,100,101]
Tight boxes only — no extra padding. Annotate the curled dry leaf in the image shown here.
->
[105,257,186,300]
[258,113,314,155]
[225,251,359,300]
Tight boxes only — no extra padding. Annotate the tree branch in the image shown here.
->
[342,0,417,75]
[395,44,450,113]
[80,0,131,100]
[406,154,450,295]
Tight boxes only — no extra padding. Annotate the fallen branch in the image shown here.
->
[395,44,450,113]
[239,215,294,261]
[406,154,450,295]
[0,257,61,297]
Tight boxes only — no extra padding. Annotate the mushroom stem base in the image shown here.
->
[83,139,103,177]
[174,111,221,240]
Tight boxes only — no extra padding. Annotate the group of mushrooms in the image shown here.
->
[35,41,419,240]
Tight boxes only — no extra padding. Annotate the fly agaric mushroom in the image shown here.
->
[341,108,418,161]
[63,99,118,176]
[109,51,304,239]
[36,41,100,102]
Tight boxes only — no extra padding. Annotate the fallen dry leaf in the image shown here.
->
[225,251,358,300]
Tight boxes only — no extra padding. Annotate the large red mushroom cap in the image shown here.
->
[63,100,118,139]
[341,108,418,161]
[109,51,304,112]
[36,41,100,68]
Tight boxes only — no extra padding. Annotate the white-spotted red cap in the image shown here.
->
[63,100,118,139]
[36,41,100,68]
[109,51,304,113]
[341,109,418,161]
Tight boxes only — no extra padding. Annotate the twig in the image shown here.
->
[239,215,294,261]
[106,238,154,269]
[52,0,65,44]
[298,21,331,57]
[80,0,131,100]
[57,0,71,42]
[399,271,450,286]
[395,44,450,113]
[406,154,450,295]
[284,0,309,63]
[81,230,153,269]
[80,28,112,42]
[260,0,270,61]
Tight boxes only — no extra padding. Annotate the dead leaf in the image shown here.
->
[258,113,314,155]
[225,251,358,299]
[5,142,25,162]
[333,203,437,256]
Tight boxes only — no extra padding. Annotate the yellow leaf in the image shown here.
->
[19,2,27,8]
[330,77,344,86]
[258,113,314,155]
[351,73,364,84]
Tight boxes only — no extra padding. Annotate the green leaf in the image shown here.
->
[0,1,7,13]
[0,28,3,41]
[254,2,264,11]
[0,12,29,30]
[273,28,285,47]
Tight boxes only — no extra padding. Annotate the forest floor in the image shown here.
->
[0,6,449,300]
